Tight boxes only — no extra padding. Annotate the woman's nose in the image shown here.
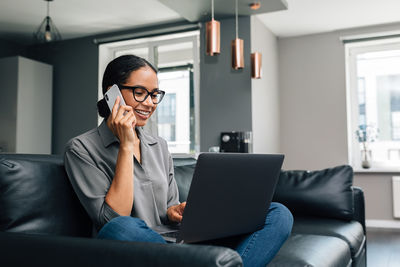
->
[143,95,154,106]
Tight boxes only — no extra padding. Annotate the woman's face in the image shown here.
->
[120,66,159,127]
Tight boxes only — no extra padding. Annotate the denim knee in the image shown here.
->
[103,216,146,230]
[97,216,166,243]
[268,202,293,239]
[97,216,147,239]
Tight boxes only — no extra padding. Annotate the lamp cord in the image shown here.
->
[47,0,50,17]
[211,0,214,20]
[235,0,238,38]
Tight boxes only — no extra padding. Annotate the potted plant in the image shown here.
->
[355,124,378,168]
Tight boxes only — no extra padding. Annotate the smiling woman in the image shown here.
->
[97,55,159,122]
[99,31,200,154]
[65,54,185,234]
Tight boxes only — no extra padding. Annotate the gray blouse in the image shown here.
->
[64,120,180,234]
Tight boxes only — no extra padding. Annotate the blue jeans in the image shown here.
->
[97,202,293,266]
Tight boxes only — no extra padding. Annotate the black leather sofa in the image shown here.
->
[0,154,366,267]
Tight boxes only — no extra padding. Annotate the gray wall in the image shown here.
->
[199,17,252,152]
[0,39,26,58]
[279,32,348,170]
[355,173,397,221]
[26,37,99,154]
[277,22,400,223]
[0,57,18,152]
[250,16,280,153]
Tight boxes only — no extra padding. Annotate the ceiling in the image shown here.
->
[1,0,400,45]
[158,0,287,22]
[257,0,400,37]
[0,0,182,44]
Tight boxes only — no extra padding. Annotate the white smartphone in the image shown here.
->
[104,84,126,113]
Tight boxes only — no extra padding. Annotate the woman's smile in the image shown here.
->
[134,109,151,119]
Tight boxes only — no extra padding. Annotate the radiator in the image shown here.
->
[393,176,400,219]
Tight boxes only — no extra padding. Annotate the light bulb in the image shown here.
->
[45,30,52,42]
[250,3,261,10]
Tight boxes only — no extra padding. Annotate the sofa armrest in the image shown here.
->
[0,231,242,267]
[352,186,366,234]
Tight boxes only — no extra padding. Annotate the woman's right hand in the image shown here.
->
[108,96,137,149]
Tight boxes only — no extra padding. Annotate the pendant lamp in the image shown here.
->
[231,0,244,69]
[206,0,220,56]
[34,0,62,43]
[251,52,262,79]
[249,1,261,10]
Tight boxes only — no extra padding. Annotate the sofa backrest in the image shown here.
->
[173,158,355,221]
[0,154,92,237]
[273,165,354,220]
[172,157,197,202]
[0,154,196,237]
[0,154,355,237]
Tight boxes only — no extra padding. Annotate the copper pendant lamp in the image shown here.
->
[231,0,244,69]
[206,0,220,56]
[251,52,262,79]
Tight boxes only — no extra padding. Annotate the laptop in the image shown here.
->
[152,153,284,243]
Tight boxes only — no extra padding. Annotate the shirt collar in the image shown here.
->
[98,119,118,148]
[98,119,158,147]
[136,126,158,146]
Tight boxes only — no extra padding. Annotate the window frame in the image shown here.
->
[345,37,400,171]
[98,31,200,155]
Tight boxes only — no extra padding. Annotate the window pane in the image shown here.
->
[156,41,194,154]
[158,69,191,154]
[158,93,176,142]
[157,42,193,68]
[356,49,400,164]
[115,47,149,60]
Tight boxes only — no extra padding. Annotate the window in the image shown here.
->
[346,38,400,169]
[98,31,200,154]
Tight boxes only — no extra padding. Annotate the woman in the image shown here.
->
[64,55,293,266]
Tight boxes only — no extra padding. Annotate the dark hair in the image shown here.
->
[97,54,158,118]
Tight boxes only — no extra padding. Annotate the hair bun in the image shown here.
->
[97,98,110,118]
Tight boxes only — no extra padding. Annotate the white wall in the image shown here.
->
[277,22,400,224]
[251,16,280,153]
[0,56,52,154]
[16,57,53,154]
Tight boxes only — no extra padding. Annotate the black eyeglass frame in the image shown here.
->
[118,84,165,104]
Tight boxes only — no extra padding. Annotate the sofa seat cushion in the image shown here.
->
[0,154,92,237]
[292,217,365,258]
[268,234,352,267]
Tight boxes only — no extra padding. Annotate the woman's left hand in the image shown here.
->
[167,202,186,223]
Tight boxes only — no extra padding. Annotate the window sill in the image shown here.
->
[353,167,400,174]
[172,153,198,159]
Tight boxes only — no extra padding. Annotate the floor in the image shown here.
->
[367,229,400,267]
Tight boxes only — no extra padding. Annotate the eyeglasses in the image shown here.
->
[118,85,165,104]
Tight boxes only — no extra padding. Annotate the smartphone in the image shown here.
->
[104,84,126,112]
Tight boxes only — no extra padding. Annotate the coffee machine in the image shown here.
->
[220,131,252,153]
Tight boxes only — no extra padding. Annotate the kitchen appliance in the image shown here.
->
[220,131,252,153]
